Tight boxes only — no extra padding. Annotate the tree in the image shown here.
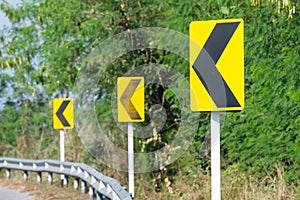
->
[0,0,299,198]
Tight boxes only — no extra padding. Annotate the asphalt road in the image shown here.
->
[0,187,33,200]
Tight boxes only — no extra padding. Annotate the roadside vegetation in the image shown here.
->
[0,0,299,199]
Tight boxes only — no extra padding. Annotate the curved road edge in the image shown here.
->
[0,187,34,200]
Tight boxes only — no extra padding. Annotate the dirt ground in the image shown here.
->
[0,171,89,200]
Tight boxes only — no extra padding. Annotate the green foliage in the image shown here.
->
[0,99,55,158]
[222,1,300,182]
[0,0,299,197]
[0,105,20,154]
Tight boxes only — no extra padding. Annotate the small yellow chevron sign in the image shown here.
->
[53,98,74,129]
[190,19,244,111]
[117,77,144,122]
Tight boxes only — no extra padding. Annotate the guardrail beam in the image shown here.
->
[0,158,132,200]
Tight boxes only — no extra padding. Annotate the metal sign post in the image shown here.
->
[60,130,65,162]
[117,77,145,198]
[53,98,74,187]
[211,112,220,200]
[60,129,65,184]
[190,19,244,200]
[128,122,134,198]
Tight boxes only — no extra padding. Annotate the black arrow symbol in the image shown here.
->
[120,79,142,120]
[192,22,241,108]
[56,100,71,127]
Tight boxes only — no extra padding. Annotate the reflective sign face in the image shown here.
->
[53,98,74,129]
[190,19,244,111]
[117,77,144,122]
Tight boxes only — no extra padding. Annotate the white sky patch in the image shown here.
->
[0,0,26,110]
[0,0,22,29]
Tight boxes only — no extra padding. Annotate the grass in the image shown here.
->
[133,164,299,200]
[1,132,299,200]
[0,164,299,200]
[222,164,299,200]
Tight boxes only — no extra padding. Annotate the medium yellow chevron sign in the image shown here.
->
[118,77,144,122]
[53,98,74,129]
[190,19,244,111]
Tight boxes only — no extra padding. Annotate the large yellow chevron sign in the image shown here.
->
[118,77,144,122]
[190,19,244,111]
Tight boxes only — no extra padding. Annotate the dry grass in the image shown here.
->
[222,164,298,200]
[133,164,299,200]
[0,163,299,200]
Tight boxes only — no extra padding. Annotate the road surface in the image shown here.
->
[0,187,33,200]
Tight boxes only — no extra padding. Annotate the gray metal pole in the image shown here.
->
[128,122,134,198]
[211,111,221,200]
[60,129,65,185]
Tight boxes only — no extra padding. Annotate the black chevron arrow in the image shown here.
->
[192,22,241,108]
[120,79,142,120]
[56,100,71,127]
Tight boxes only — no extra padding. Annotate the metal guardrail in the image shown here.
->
[0,158,132,200]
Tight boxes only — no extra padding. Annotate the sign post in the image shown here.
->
[190,19,244,200]
[211,111,220,200]
[59,129,65,184]
[117,77,144,198]
[128,122,134,198]
[53,98,74,186]
[60,130,65,162]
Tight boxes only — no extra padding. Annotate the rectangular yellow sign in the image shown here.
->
[190,19,244,111]
[117,77,144,122]
[53,98,74,129]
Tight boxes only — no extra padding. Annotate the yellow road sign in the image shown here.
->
[53,98,74,129]
[190,19,244,111]
[118,77,144,122]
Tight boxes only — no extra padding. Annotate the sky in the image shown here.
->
[0,0,21,29]
[0,0,21,110]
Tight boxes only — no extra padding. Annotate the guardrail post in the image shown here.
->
[5,169,11,179]
[74,177,79,191]
[63,175,68,187]
[96,192,101,200]
[37,172,42,184]
[23,171,28,181]
[88,186,94,199]
[48,172,53,185]
[81,180,87,194]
